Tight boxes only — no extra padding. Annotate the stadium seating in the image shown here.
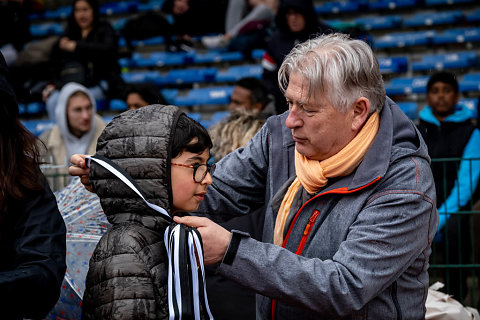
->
[459,73,480,93]
[378,56,409,74]
[375,31,435,49]
[411,51,478,71]
[403,10,463,27]
[385,76,430,95]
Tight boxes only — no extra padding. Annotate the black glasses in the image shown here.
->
[171,162,216,183]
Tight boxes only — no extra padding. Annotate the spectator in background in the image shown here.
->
[0,52,66,319]
[202,0,277,53]
[229,77,275,118]
[40,82,105,190]
[162,0,228,52]
[126,83,168,110]
[43,0,125,120]
[416,71,480,302]
[206,110,265,319]
[262,0,333,114]
[0,0,31,66]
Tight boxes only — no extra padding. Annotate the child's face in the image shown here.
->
[171,148,212,213]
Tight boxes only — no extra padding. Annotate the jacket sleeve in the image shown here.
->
[75,22,118,59]
[196,123,270,222]
[438,128,480,230]
[217,160,438,317]
[0,179,66,318]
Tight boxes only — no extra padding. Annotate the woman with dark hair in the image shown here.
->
[44,0,125,120]
[0,52,66,318]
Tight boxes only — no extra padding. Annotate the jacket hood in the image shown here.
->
[90,104,183,224]
[54,82,98,161]
[419,104,474,126]
[275,0,319,35]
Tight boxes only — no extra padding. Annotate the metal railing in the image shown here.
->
[429,157,480,309]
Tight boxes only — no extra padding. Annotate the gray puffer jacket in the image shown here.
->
[82,105,183,320]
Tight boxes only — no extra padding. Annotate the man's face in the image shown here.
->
[127,93,149,110]
[229,86,261,112]
[284,73,356,161]
[286,9,306,33]
[67,94,93,138]
[427,81,458,120]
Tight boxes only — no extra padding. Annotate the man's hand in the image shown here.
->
[59,37,76,52]
[173,216,232,265]
[69,154,94,192]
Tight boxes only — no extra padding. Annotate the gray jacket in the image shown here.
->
[197,98,438,319]
[82,105,182,320]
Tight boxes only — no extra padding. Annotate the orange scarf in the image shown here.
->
[273,112,380,246]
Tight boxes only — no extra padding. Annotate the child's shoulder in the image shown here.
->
[97,222,165,255]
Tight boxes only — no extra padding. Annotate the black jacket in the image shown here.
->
[50,20,125,99]
[0,179,67,319]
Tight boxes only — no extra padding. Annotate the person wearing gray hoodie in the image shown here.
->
[40,82,105,190]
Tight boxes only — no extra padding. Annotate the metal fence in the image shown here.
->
[429,157,480,309]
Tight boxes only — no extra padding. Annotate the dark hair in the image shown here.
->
[127,83,168,105]
[171,114,212,159]
[66,0,100,37]
[427,71,459,94]
[0,90,44,214]
[235,77,270,108]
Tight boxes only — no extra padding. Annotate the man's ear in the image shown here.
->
[351,97,370,131]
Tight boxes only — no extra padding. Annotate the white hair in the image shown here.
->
[278,33,386,113]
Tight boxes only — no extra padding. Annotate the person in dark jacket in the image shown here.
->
[0,52,66,319]
[416,71,480,303]
[262,0,333,114]
[82,105,215,319]
[44,0,125,120]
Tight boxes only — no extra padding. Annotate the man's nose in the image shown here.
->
[285,107,302,129]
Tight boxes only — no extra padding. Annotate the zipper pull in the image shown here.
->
[303,210,320,235]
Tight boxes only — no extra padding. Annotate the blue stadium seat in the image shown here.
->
[459,98,479,119]
[216,65,263,82]
[397,102,418,120]
[378,56,409,74]
[459,73,480,93]
[44,6,71,20]
[355,15,402,30]
[161,89,179,104]
[403,10,463,27]
[111,18,128,31]
[100,1,138,15]
[385,76,429,95]
[434,28,480,44]
[173,86,234,106]
[466,9,480,23]
[30,22,64,37]
[18,102,46,115]
[166,68,217,85]
[138,0,166,12]
[251,49,265,60]
[315,1,367,14]
[121,71,165,85]
[193,51,244,64]
[426,0,475,5]
[109,99,127,111]
[186,112,203,122]
[412,51,478,71]
[21,119,55,137]
[130,51,185,68]
[368,0,418,10]
[374,31,435,49]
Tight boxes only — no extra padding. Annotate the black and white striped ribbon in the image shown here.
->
[86,155,214,320]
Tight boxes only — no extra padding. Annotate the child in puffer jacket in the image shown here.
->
[82,105,214,319]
